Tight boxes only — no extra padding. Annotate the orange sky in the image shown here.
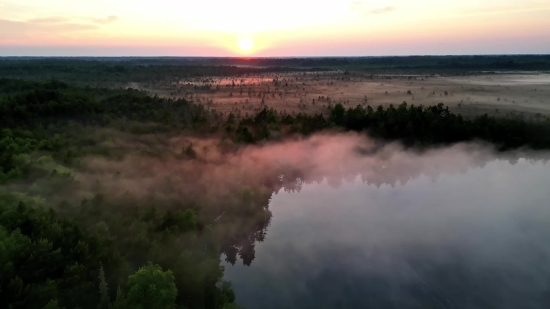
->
[1,0,549,56]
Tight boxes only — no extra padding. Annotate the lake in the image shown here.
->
[223,157,550,309]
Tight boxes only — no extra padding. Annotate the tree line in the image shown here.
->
[230,102,550,150]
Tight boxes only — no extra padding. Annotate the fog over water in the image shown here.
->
[222,144,550,309]
[52,130,550,308]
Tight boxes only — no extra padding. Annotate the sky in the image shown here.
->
[0,0,549,56]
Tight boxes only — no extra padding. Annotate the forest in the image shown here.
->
[2,55,550,85]
[1,58,550,309]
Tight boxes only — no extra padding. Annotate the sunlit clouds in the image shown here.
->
[0,0,549,56]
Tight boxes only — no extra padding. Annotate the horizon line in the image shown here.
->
[1,54,549,59]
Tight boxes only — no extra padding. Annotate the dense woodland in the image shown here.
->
[1,58,550,309]
[0,61,319,87]
[3,55,550,69]
[2,55,550,86]
[193,55,550,71]
[230,102,550,149]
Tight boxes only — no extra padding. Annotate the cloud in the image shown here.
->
[369,6,395,14]
[457,1,550,17]
[460,6,550,17]
[27,17,69,24]
[0,18,99,33]
[0,15,120,43]
[350,1,367,11]
[25,15,120,25]
[350,2,396,16]
[87,16,120,24]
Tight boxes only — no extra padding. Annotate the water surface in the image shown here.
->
[224,158,550,309]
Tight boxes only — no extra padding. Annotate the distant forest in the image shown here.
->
[1,55,549,82]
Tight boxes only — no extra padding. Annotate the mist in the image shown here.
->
[66,131,546,200]
[3,124,550,309]
[216,137,550,309]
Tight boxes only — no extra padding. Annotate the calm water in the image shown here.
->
[223,158,550,309]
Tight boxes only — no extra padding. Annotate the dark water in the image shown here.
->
[223,158,550,309]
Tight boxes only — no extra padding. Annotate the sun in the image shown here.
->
[238,38,254,52]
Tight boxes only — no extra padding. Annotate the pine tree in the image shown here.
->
[98,263,109,309]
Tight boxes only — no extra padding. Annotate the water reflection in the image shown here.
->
[221,216,270,266]
[223,157,550,309]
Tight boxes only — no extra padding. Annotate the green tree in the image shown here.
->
[329,103,346,126]
[98,264,110,309]
[43,299,63,309]
[125,263,177,309]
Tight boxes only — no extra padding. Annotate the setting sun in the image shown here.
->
[238,38,254,52]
